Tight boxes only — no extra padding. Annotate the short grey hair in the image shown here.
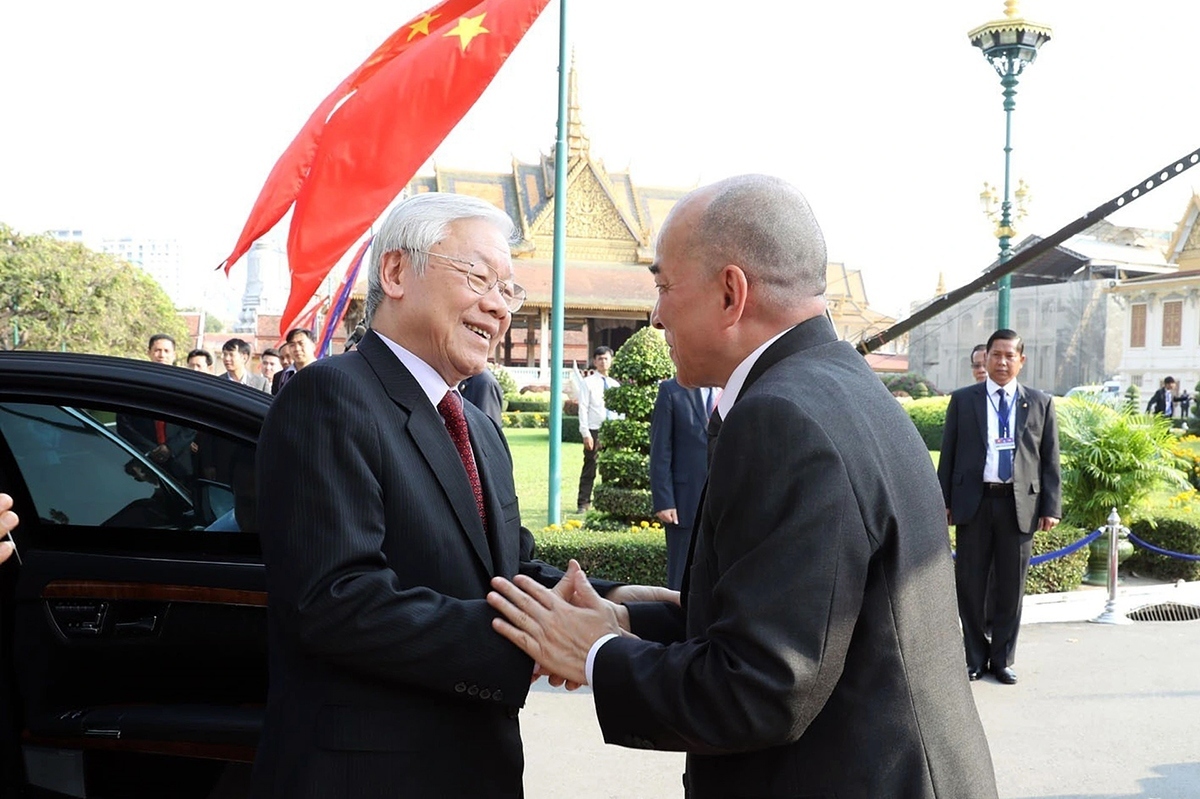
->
[364,192,515,323]
[692,174,827,307]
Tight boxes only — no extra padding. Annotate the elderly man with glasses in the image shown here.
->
[251,192,668,799]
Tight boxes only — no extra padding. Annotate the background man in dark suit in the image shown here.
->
[650,377,711,589]
[939,329,1061,686]
[270,328,316,394]
[251,193,666,799]
[488,175,997,798]
[1146,376,1177,418]
[971,343,989,383]
[460,365,504,426]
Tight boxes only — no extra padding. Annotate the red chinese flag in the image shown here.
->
[219,0,485,275]
[278,0,550,333]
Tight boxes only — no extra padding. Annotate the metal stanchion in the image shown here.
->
[1091,507,1132,625]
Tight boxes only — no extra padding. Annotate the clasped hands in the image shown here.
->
[488,559,678,689]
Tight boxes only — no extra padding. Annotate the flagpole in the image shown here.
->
[547,0,569,526]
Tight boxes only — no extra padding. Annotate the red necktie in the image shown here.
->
[437,391,488,529]
[154,420,167,445]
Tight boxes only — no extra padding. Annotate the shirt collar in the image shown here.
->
[374,330,458,408]
[716,325,794,420]
[985,376,1020,400]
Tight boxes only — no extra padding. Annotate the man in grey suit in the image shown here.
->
[488,174,997,798]
[251,193,667,799]
[939,329,1061,685]
[650,377,711,589]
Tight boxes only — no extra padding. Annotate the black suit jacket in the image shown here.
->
[938,381,1062,533]
[592,317,997,798]
[251,331,594,799]
[460,368,505,427]
[649,378,709,529]
[1146,387,1175,417]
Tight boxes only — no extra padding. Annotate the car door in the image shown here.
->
[0,352,272,799]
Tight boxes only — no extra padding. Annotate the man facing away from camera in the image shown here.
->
[487,174,998,798]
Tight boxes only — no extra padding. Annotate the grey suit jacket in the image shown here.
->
[592,316,998,799]
[938,380,1062,533]
[251,330,589,799]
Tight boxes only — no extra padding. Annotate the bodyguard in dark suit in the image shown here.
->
[488,175,997,798]
[939,329,1062,686]
[460,366,505,426]
[1146,376,1177,418]
[650,378,711,589]
[251,193,663,799]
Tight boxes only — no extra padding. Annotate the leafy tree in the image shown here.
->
[204,314,226,334]
[1057,397,1189,529]
[594,326,675,522]
[0,224,188,356]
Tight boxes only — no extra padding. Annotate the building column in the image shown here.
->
[539,308,550,380]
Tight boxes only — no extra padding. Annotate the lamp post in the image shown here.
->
[969,0,1051,330]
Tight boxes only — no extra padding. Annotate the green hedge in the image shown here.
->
[561,414,582,443]
[532,527,667,585]
[501,412,548,428]
[506,395,551,413]
[1126,509,1200,581]
[1026,524,1089,594]
[905,396,950,451]
[592,484,654,519]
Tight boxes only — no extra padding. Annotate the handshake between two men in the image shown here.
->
[489,559,678,690]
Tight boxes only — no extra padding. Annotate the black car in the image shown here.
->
[0,351,273,798]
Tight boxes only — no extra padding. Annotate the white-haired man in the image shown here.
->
[251,192,669,799]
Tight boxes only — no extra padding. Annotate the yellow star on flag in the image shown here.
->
[407,12,440,41]
[444,13,489,52]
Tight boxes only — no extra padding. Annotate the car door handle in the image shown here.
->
[114,616,158,635]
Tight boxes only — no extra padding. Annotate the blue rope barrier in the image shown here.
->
[1128,532,1200,562]
[1029,528,1104,566]
[951,528,1103,564]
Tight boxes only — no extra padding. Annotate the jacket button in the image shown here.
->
[492,690,503,702]
[479,689,491,700]
[455,682,467,693]
[468,685,479,696]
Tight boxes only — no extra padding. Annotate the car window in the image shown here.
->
[0,402,253,532]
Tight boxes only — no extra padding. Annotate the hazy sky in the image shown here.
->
[3,0,1198,320]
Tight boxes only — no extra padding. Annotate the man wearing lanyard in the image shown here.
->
[938,329,1061,685]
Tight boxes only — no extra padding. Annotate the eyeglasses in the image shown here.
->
[410,249,526,313]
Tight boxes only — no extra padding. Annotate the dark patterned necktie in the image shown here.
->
[997,389,1013,482]
[438,391,488,529]
[706,409,723,468]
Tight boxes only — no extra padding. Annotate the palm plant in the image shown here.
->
[1057,397,1190,529]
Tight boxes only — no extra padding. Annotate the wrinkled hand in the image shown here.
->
[489,559,624,686]
[655,508,678,525]
[0,493,19,565]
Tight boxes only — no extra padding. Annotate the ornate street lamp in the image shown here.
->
[969,0,1051,329]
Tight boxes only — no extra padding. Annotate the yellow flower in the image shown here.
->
[640,520,649,528]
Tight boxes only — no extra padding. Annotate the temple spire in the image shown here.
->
[566,50,590,162]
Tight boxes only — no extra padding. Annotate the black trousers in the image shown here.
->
[577,428,600,508]
[955,491,1033,670]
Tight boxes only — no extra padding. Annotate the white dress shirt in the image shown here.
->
[982,376,1019,483]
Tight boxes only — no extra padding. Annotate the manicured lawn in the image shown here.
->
[506,428,588,528]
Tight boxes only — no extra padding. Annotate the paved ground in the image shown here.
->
[521,580,1200,799]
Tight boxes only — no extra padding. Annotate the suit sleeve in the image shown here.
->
[591,396,871,754]
[1036,395,1062,519]
[937,393,960,513]
[257,365,538,706]
[649,382,675,513]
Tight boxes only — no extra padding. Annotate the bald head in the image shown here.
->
[672,174,828,309]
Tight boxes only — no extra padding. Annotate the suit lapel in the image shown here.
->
[357,331,495,575]
[468,412,510,577]
[974,383,989,448]
[1014,385,1030,448]
[688,384,706,420]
